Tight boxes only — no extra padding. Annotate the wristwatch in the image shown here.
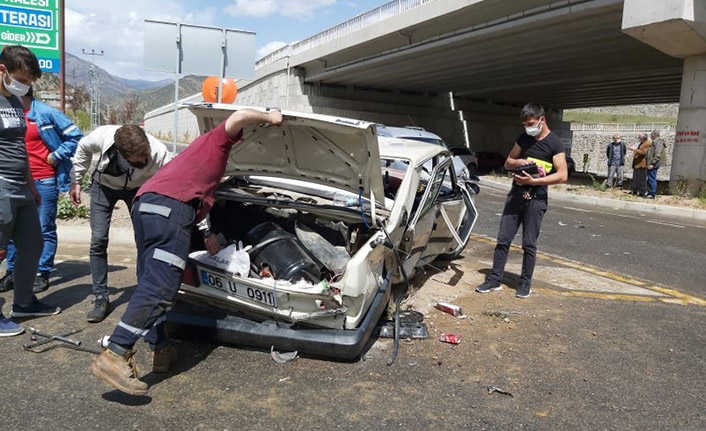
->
[203,229,212,239]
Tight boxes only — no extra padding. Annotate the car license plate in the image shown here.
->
[200,269,276,307]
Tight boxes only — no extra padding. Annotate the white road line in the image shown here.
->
[646,220,685,228]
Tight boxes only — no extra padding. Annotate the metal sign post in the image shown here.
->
[144,20,256,153]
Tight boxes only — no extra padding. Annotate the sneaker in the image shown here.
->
[87,296,110,323]
[0,313,24,337]
[516,285,532,299]
[644,195,655,200]
[0,271,14,293]
[152,344,178,373]
[33,272,50,294]
[476,280,502,293]
[10,296,61,318]
[90,347,148,396]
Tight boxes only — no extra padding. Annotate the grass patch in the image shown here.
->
[57,195,89,220]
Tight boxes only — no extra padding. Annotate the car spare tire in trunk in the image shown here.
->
[245,222,321,283]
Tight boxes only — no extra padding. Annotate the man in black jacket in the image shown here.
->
[606,134,626,188]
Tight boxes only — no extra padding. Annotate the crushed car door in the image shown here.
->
[419,163,478,263]
[400,157,452,274]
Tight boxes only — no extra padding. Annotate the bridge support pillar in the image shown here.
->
[623,0,706,195]
[671,55,706,195]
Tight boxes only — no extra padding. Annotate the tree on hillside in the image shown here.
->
[68,85,90,115]
[120,94,140,124]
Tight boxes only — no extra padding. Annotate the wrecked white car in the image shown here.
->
[165,105,478,359]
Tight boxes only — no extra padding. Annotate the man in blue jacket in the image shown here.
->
[0,86,83,293]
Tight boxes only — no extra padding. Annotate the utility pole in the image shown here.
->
[82,48,104,131]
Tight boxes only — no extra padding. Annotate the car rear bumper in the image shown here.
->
[165,271,393,360]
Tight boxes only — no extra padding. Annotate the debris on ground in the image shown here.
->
[439,333,461,344]
[558,221,567,226]
[483,310,521,322]
[434,302,464,317]
[487,386,513,397]
[376,321,429,339]
[270,347,298,364]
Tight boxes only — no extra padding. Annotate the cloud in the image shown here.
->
[225,0,337,20]
[256,41,289,59]
[65,0,217,80]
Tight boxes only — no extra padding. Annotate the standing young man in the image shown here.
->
[70,125,171,322]
[476,103,568,299]
[90,108,283,395]
[0,45,62,337]
[0,86,83,294]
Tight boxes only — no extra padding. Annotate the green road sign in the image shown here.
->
[0,0,61,73]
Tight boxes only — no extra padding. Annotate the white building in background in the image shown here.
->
[144,92,203,144]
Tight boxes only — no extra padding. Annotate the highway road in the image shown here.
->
[472,184,706,297]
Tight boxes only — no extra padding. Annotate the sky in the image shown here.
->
[64,0,388,81]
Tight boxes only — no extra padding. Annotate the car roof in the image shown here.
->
[377,125,443,141]
[378,136,445,163]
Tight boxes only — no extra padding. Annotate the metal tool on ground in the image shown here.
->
[23,327,101,354]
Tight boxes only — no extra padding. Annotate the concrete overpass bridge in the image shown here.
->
[149,0,706,193]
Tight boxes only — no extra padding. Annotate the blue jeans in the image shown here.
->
[5,177,59,274]
[647,167,658,197]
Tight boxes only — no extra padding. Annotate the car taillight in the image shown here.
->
[182,262,199,287]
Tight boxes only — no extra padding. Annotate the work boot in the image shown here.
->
[476,280,502,293]
[0,271,14,293]
[87,296,110,323]
[152,344,178,373]
[33,272,50,294]
[90,347,148,396]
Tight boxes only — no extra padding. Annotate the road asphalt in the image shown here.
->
[1,179,704,430]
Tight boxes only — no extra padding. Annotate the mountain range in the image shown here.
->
[36,52,205,117]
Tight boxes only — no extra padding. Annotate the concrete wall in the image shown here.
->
[237,66,468,148]
[144,93,202,144]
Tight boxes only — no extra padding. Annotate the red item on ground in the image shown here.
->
[439,333,461,344]
[434,302,463,317]
[24,113,55,180]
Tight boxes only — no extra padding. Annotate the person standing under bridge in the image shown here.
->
[606,134,626,188]
[628,133,650,196]
[475,103,568,299]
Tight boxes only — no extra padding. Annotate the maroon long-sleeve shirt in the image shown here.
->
[136,122,242,222]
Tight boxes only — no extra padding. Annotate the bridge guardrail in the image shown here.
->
[256,0,435,68]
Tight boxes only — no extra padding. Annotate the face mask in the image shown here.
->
[3,72,30,98]
[525,122,542,137]
[115,152,133,173]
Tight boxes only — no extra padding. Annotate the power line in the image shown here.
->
[82,48,104,130]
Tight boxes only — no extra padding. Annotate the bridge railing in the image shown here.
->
[256,0,435,68]
[569,122,675,133]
